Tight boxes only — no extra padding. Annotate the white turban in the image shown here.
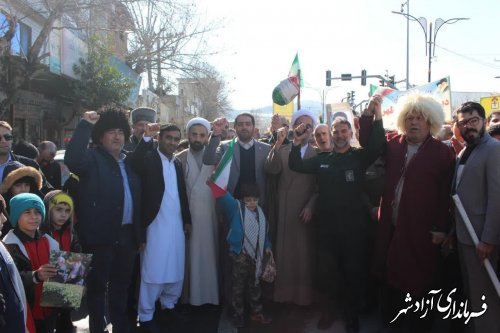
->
[186,117,211,133]
[291,109,318,127]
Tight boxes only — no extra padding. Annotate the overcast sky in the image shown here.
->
[197,0,500,111]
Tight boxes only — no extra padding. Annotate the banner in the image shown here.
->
[374,76,452,130]
[480,96,500,119]
[273,101,294,121]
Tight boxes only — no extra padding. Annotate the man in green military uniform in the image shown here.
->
[287,95,384,333]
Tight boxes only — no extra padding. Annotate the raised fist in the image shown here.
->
[144,123,161,138]
[211,117,228,137]
[83,111,100,124]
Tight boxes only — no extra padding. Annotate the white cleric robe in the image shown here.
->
[184,148,219,305]
[141,150,185,284]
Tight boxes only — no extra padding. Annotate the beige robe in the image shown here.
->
[265,143,317,305]
[177,148,219,305]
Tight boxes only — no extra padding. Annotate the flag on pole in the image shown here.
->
[288,53,303,88]
[369,84,394,97]
[207,138,235,198]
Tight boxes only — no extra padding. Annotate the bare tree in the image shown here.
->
[0,0,133,115]
[123,0,221,94]
[190,63,232,120]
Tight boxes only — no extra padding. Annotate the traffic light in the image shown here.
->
[361,69,367,86]
[389,75,395,86]
[379,79,385,87]
[326,70,332,86]
[351,90,356,102]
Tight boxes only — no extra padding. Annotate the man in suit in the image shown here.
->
[203,113,271,306]
[130,123,191,333]
[203,113,271,203]
[454,101,500,333]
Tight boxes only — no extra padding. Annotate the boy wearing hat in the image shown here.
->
[0,193,34,333]
[3,193,60,333]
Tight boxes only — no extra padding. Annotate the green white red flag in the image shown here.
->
[288,53,303,88]
[369,84,394,97]
[207,138,235,198]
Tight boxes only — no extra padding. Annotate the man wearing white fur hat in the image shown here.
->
[176,117,219,306]
[264,109,319,307]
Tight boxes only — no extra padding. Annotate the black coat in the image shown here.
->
[64,120,142,246]
[130,138,191,233]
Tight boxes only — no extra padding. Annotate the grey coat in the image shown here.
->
[454,133,500,246]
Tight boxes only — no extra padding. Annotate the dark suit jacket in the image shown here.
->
[203,136,271,203]
[131,138,191,233]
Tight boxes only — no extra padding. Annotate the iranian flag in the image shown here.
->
[207,138,235,198]
[369,84,394,97]
[273,53,303,106]
[288,53,303,88]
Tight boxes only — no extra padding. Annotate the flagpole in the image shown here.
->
[452,194,500,298]
[298,69,301,110]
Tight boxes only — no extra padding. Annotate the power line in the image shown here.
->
[435,44,500,70]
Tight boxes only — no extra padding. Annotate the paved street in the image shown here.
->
[72,300,454,333]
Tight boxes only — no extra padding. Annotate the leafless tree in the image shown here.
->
[190,63,232,120]
[0,0,129,115]
[123,0,221,94]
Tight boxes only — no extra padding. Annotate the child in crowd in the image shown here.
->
[0,193,34,333]
[217,183,272,328]
[42,190,81,333]
[3,193,59,333]
[0,162,43,235]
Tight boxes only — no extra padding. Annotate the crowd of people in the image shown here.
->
[0,93,499,333]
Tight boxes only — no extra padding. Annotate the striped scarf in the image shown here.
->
[239,202,266,284]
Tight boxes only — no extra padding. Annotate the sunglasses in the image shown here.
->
[0,134,13,141]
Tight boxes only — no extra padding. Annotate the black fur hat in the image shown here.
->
[91,105,131,144]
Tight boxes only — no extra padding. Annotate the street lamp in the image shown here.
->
[399,1,410,90]
[303,85,338,124]
[392,11,469,83]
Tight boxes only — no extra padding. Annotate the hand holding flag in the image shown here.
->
[207,138,235,198]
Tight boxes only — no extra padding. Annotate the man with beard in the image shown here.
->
[176,118,219,306]
[289,96,384,332]
[453,102,500,332]
[131,123,191,332]
[204,114,271,305]
[36,141,61,189]
[265,109,318,307]
[204,113,271,203]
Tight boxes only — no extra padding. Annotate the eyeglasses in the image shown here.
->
[0,134,13,141]
[457,116,481,128]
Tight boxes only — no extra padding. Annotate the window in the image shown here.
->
[11,21,32,57]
